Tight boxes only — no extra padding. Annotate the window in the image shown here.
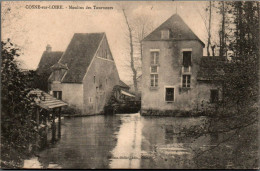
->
[150,66,158,73]
[105,50,107,59]
[89,97,93,103]
[182,75,191,88]
[107,51,111,60]
[53,70,60,81]
[150,74,158,87]
[94,76,96,84]
[210,90,219,103]
[161,30,170,39]
[53,91,62,100]
[150,50,159,87]
[183,51,192,67]
[165,88,174,102]
[151,52,159,65]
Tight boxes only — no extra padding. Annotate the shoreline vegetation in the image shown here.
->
[1,1,259,169]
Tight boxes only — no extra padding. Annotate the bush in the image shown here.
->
[1,39,38,168]
[61,105,82,115]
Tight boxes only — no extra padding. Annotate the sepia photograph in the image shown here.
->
[1,1,259,169]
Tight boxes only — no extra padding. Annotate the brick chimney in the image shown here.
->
[46,44,52,52]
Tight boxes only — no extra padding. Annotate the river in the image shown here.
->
[23,113,255,169]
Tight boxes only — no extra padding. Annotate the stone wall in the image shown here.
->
[141,40,204,112]
[50,82,84,112]
[82,57,120,115]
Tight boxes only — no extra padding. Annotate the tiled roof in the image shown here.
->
[59,33,105,83]
[143,14,204,47]
[51,62,68,71]
[29,89,67,110]
[37,51,63,75]
[197,56,226,81]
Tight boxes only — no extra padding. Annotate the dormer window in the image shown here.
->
[53,70,62,81]
[161,30,170,39]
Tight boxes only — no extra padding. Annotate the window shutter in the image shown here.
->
[182,75,186,87]
[187,75,191,87]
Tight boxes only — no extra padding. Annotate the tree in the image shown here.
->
[216,1,233,58]
[207,1,212,56]
[122,9,138,96]
[219,1,226,57]
[196,1,217,56]
[180,2,259,168]
[1,39,38,168]
[121,8,153,96]
[132,15,153,62]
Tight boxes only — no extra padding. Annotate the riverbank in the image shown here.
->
[62,113,103,117]
[140,109,212,117]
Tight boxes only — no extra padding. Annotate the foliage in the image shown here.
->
[1,39,38,168]
[62,105,82,115]
[222,1,259,112]
[179,1,259,169]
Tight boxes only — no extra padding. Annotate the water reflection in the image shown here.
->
[110,114,142,169]
[140,116,206,169]
[23,114,209,169]
[37,116,121,169]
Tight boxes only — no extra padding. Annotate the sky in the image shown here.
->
[2,1,219,84]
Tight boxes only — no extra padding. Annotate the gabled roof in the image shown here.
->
[143,14,204,47]
[59,33,105,83]
[37,51,63,74]
[197,56,226,81]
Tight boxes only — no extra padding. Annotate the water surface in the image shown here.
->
[23,113,222,169]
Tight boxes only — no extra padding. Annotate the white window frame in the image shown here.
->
[150,50,159,65]
[150,49,160,52]
[182,66,191,73]
[182,74,191,88]
[150,49,160,88]
[181,48,192,52]
[150,74,158,87]
[164,86,175,102]
[150,65,159,73]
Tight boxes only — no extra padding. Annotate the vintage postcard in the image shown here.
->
[1,1,259,169]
